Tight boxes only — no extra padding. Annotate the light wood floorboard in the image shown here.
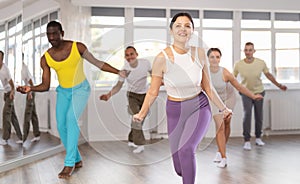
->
[0,135,299,184]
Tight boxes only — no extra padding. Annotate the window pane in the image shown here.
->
[275,33,299,49]
[134,29,167,62]
[276,50,299,83]
[274,21,300,28]
[203,30,233,71]
[203,19,232,28]
[90,27,124,86]
[241,20,271,28]
[275,33,299,83]
[91,16,124,25]
[134,17,167,27]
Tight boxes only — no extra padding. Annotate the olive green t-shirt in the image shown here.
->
[233,58,269,94]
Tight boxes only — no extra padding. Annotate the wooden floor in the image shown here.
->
[0,135,299,184]
[0,131,60,163]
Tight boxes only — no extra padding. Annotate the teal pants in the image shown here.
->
[56,80,90,167]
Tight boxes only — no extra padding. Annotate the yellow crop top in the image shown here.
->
[44,42,86,88]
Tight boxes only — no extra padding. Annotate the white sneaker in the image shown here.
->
[213,152,222,162]
[255,138,265,146]
[133,146,144,153]
[243,141,251,150]
[31,136,40,142]
[0,139,8,145]
[128,141,138,148]
[217,158,227,168]
[16,140,23,144]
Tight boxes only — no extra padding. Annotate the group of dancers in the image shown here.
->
[16,12,287,184]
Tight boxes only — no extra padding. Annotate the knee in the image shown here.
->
[178,146,194,159]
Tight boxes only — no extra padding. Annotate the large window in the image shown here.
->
[89,8,300,86]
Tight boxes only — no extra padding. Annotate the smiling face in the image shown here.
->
[170,16,194,44]
[46,26,64,48]
[125,47,138,65]
[208,50,221,67]
[244,44,255,60]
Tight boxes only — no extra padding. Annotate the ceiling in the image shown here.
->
[0,0,19,9]
[0,0,37,9]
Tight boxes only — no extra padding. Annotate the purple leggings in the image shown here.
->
[166,92,211,184]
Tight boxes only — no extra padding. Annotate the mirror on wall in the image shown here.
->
[22,0,61,156]
[0,0,24,164]
[0,0,61,170]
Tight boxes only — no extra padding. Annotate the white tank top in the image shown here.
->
[162,46,203,99]
[210,67,235,101]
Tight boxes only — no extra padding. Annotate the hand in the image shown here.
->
[9,91,14,100]
[27,92,33,100]
[99,94,110,101]
[279,84,287,91]
[118,70,130,78]
[222,107,232,120]
[253,94,264,101]
[16,86,31,94]
[133,113,144,123]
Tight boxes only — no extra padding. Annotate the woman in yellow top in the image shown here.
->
[17,21,126,179]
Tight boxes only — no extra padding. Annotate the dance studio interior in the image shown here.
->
[0,0,299,183]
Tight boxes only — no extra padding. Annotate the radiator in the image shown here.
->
[270,99,300,130]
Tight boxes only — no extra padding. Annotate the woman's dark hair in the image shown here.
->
[207,48,222,57]
[169,12,194,29]
[47,20,63,32]
[0,50,3,57]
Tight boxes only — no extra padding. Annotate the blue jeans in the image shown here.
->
[56,79,90,166]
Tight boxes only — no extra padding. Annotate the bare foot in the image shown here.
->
[75,161,83,168]
[58,166,75,179]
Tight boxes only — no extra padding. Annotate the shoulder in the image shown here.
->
[222,67,234,81]
[75,41,87,55]
[254,58,266,64]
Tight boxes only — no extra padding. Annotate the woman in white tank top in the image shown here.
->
[207,48,263,168]
[133,13,232,184]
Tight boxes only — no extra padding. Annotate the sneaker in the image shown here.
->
[217,158,227,168]
[255,138,265,146]
[31,136,40,142]
[133,145,144,153]
[16,140,23,144]
[213,152,222,162]
[128,141,138,148]
[243,141,251,150]
[0,139,8,145]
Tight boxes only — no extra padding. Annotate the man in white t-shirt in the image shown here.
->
[21,61,40,142]
[100,46,152,153]
[0,50,23,145]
